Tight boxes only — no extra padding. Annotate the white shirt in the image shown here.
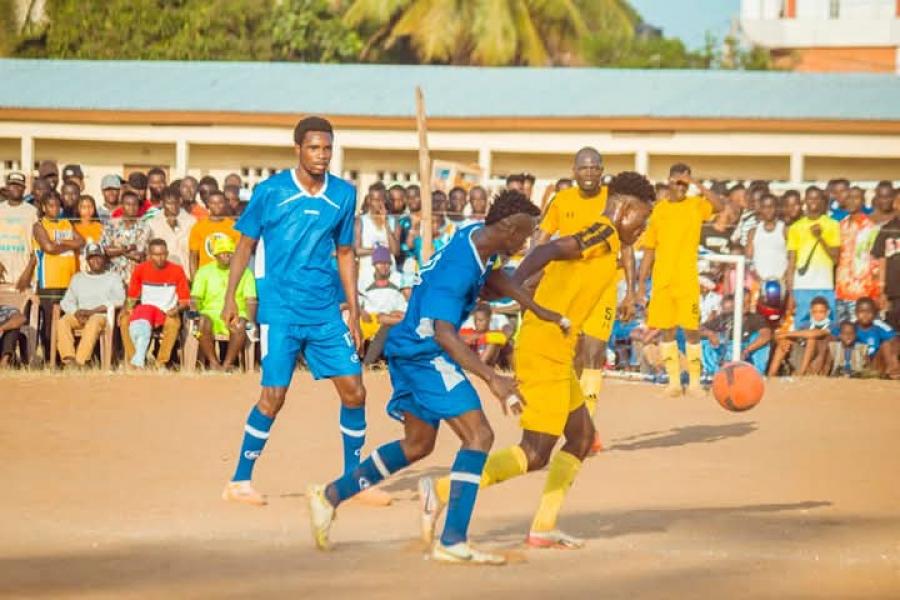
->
[0,201,38,283]
[360,280,407,315]
[147,210,196,276]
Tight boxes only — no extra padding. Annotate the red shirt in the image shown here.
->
[127,261,190,312]
[111,199,153,219]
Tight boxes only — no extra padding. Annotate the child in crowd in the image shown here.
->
[459,303,508,367]
[768,295,837,376]
[700,290,772,375]
[853,297,899,379]
[829,321,869,377]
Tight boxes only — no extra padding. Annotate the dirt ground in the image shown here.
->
[1,371,899,599]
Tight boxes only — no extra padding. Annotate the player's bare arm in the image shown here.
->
[619,244,637,320]
[513,226,615,286]
[637,247,655,306]
[433,319,522,414]
[336,244,363,354]
[482,269,565,329]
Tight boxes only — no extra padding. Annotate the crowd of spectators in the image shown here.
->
[0,160,898,382]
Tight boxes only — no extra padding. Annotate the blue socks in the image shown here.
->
[440,449,488,546]
[232,406,274,482]
[330,440,409,506]
[340,405,367,475]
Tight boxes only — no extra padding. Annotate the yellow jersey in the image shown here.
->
[34,217,77,290]
[642,196,712,294]
[540,186,608,238]
[518,218,621,362]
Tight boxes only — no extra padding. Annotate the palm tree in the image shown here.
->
[342,0,637,66]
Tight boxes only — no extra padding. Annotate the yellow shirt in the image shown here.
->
[34,218,77,290]
[540,186,608,238]
[642,196,712,294]
[786,215,840,290]
[189,218,239,269]
[518,217,621,362]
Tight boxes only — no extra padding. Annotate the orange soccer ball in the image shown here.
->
[711,362,764,412]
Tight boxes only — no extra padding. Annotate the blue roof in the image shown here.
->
[1,59,899,121]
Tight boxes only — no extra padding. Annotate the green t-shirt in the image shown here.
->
[191,262,256,320]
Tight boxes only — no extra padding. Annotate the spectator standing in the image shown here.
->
[57,244,125,367]
[444,187,467,235]
[102,191,152,286]
[27,178,52,210]
[224,173,242,189]
[143,167,168,222]
[358,246,407,365]
[38,161,59,192]
[354,184,398,289]
[189,190,239,278]
[522,173,536,201]
[0,304,25,367]
[827,178,853,221]
[835,187,880,322]
[224,184,244,217]
[197,176,219,208]
[190,237,256,371]
[73,195,103,272]
[700,202,737,254]
[180,176,208,219]
[466,186,489,226]
[97,175,122,222]
[782,190,803,227]
[60,182,81,220]
[785,186,840,323]
[62,164,85,191]
[871,209,900,329]
[506,173,525,193]
[121,239,190,367]
[148,187,195,275]
[747,193,788,283]
[731,183,763,248]
[0,172,38,291]
[870,181,896,227]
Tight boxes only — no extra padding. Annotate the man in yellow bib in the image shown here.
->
[535,148,637,453]
[638,163,724,397]
[422,172,656,549]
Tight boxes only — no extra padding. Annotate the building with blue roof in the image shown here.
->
[0,59,898,199]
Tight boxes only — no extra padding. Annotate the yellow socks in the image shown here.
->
[435,445,528,504]
[685,343,702,389]
[530,451,582,533]
[660,341,681,388]
[579,368,603,417]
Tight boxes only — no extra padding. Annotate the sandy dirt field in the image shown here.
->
[1,371,899,599]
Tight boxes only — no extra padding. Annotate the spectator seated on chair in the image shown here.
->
[359,245,407,365]
[853,296,899,379]
[0,304,26,367]
[459,303,507,367]
[700,289,772,376]
[829,321,869,378]
[57,243,125,367]
[190,236,256,371]
[768,295,837,377]
[121,238,190,368]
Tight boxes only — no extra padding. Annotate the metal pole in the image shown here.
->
[415,87,433,263]
[732,255,745,362]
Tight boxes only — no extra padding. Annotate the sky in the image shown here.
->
[628,0,742,49]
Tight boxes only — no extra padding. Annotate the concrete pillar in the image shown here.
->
[20,135,34,185]
[789,151,804,184]
[634,149,649,175]
[478,147,492,187]
[175,139,189,178]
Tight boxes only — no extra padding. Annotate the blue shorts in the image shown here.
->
[385,354,482,429]
[260,319,361,387]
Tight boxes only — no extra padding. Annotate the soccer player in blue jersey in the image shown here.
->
[306,190,570,565]
[220,116,390,507]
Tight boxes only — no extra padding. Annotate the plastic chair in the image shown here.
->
[0,286,40,367]
[49,304,116,370]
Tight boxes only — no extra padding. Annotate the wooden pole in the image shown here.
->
[415,86,433,263]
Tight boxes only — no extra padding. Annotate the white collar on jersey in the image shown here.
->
[278,169,338,209]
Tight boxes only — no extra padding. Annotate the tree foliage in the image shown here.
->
[9,0,362,62]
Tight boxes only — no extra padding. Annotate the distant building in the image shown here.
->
[741,0,900,73]
[1,60,898,201]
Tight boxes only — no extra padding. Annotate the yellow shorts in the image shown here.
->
[515,348,585,437]
[581,280,617,342]
[647,286,701,330]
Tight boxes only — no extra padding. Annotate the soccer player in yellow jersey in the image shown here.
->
[422,172,655,549]
[536,148,637,453]
[637,163,724,397]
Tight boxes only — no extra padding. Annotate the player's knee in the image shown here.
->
[339,384,366,409]
[520,443,550,471]
[402,434,436,463]
[463,424,494,453]
[257,389,286,417]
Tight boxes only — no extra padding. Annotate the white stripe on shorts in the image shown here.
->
[259,324,269,361]
[340,425,366,438]
[244,424,270,440]
[449,472,482,485]
[371,449,389,478]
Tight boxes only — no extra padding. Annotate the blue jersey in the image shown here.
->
[855,320,895,357]
[385,224,496,361]
[236,170,356,326]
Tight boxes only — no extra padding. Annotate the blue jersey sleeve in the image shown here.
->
[334,189,357,247]
[236,184,267,240]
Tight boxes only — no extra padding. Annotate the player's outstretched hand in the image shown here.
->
[221,298,239,328]
[488,373,524,416]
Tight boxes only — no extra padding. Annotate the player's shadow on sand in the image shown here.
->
[483,500,833,545]
[608,422,757,452]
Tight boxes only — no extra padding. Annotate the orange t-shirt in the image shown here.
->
[189,218,239,269]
